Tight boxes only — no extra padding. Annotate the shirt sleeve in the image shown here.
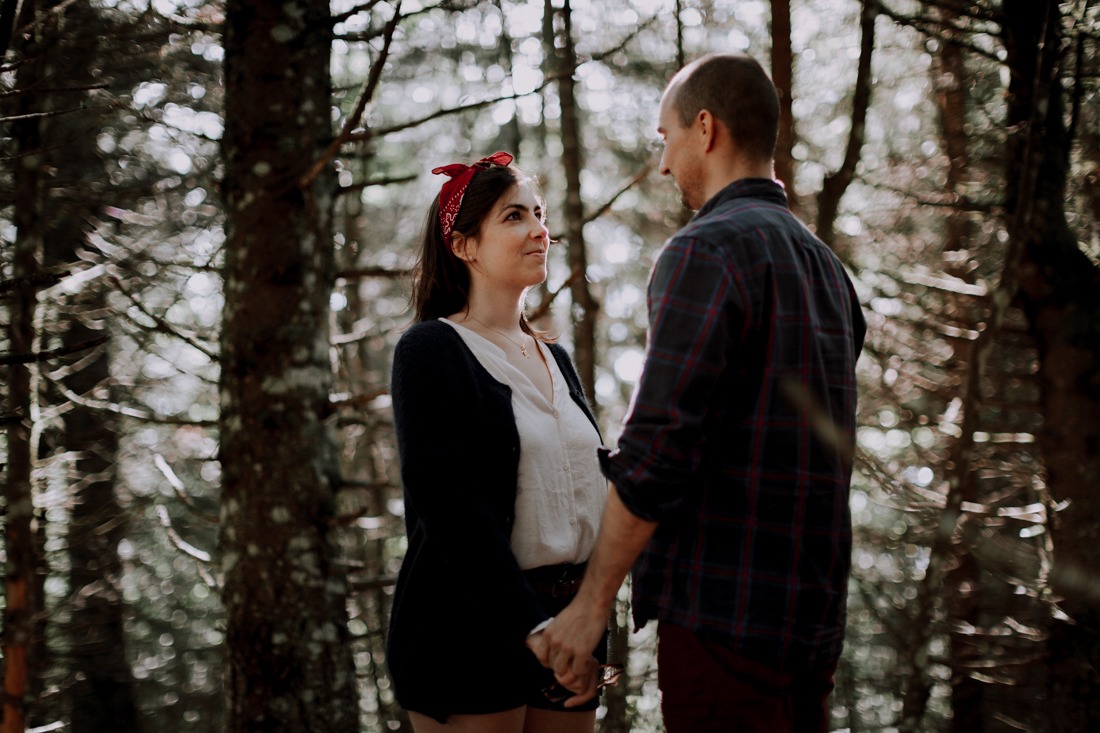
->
[599,235,745,522]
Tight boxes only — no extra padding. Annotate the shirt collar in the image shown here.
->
[692,177,789,219]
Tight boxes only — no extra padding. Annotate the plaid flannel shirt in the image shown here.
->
[599,178,866,672]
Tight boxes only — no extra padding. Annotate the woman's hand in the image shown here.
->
[527,595,609,688]
[544,654,600,708]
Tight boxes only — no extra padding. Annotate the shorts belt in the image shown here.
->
[523,562,587,598]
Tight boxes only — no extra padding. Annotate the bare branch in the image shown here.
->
[0,103,90,125]
[11,0,81,45]
[0,270,68,295]
[817,0,877,247]
[328,387,390,407]
[300,2,404,188]
[586,12,662,63]
[896,0,1001,25]
[873,0,1005,62]
[0,335,109,366]
[0,82,109,99]
[109,274,219,361]
[582,159,654,225]
[333,0,476,30]
[349,75,562,143]
[332,0,390,25]
[529,266,583,322]
[154,504,214,565]
[347,573,398,591]
[153,454,218,524]
[48,377,217,426]
[337,173,418,197]
[861,176,998,214]
[335,266,411,280]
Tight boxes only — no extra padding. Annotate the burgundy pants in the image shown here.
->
[657,622,836,733]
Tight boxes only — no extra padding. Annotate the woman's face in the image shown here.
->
[454,181,549,293]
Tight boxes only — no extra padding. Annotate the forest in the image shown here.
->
[1,0,1099,731]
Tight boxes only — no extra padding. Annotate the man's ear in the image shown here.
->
[451,232,475,262]
[697,109,717,153]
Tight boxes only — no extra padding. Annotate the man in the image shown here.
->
[527,53,866,732]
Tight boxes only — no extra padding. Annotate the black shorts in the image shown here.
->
[523,565,610,713]
[400,563,610,722]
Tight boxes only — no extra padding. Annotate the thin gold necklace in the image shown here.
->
[469,317,530,358]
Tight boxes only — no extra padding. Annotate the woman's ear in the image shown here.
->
[451,232,476,263]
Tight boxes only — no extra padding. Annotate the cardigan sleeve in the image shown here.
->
[390,325,548,641]
[547,343,600,436]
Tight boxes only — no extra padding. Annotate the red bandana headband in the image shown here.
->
[432,151,514,243]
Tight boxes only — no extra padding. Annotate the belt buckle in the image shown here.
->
[551,576,578,598]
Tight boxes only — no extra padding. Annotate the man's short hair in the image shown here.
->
[668,53,780,163]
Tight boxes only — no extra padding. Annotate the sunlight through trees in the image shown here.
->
[2,1,1098,731]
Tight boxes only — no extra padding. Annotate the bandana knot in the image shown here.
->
[432,151,514,243]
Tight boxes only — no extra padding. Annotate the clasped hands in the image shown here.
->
[525,600,610,708]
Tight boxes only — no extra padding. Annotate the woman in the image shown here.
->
[387,152,610,733]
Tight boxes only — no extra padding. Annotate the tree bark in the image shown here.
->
[37,3,138,728]
[931,10,973,264]
[770,0,798,214]
[220,1,358,730]
[674,0,685,70]
[1002,2,1100,730]
[4,145,38,733]
[4,2,47,729]
[554,0,597,402]
[926,10,985,731]
[816,0,876,250]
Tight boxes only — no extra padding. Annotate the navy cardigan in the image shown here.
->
[386,320,599,722]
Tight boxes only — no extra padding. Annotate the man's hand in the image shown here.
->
[526,596,609,701]
[529,650,600,708]
[526,485,658,703]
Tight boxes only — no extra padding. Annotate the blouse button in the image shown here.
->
[552,409,560,418]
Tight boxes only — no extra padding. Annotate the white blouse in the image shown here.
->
[441,318,607,570]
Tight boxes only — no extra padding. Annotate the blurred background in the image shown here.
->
[2,0,1099,731]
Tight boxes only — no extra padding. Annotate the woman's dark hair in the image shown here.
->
[412,163,544,335]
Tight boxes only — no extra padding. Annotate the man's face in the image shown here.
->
[657,89,705,211]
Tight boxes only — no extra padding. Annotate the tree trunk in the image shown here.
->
[219,1,358,730]
[1002,2,1100,730]
[38,3,138,728]
[554,0,597,402]
[816,0,876,250]
[493,0,522,156]
[59,323,134,733]
[674,0,685,70]
[770,0,798,214]
[4,3,46,729]
[927,11,984,731]
[931,10,973,264]
[4,161,38,733]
